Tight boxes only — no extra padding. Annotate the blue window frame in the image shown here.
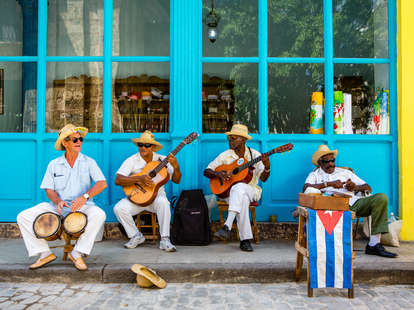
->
[0,0,398,222]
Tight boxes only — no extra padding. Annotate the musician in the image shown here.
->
[113,130,181,252]
[203,124,270,252]
[303,144,397,258]
[17,124,107,270]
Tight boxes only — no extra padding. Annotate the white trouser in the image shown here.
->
[113,194,171,239]
[17,202,106,257]
[225,183,256,241]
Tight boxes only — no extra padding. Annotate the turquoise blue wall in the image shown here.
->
[0,0,398,223]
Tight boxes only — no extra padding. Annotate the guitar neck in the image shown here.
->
[152,142,185,174]
[238,148,279,171]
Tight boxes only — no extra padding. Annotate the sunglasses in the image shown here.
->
[137,143,153,148]
[320,158,335,164]
[65,137,84,143]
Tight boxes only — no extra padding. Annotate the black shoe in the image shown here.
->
[240,240,253,252]
[214,225,230,241]
[365,243,398,258]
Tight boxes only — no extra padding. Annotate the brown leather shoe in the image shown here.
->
[68,253,88,271]
[29,253,57,270]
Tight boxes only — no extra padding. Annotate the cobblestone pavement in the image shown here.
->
[0,282,413,310]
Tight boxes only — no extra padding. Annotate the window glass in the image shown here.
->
[0,0,37,56]
[268,0,323,57]
[0,63,37,132]
[333,0,388,58]
[113,0,170,56]
[203,0,258,57]
[46,62,103,132]
[47,0,104,56]
[268,63,324,133]
[112,62,170,133]
[334,64,389,134]
[202,63,258,133]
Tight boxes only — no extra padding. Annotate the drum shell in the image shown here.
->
[33,212,62,241]
[63,212,88,238]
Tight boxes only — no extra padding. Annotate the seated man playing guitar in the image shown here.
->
[203,124,270,252]
[114,130,181,252]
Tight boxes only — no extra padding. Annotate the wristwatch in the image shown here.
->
[83,193,90,200]
[324,182,328,188]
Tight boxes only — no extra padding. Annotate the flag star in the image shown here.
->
[324,210,333,216]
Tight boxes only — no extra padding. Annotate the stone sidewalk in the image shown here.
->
[0,239,413,284]
[2,282,414,310]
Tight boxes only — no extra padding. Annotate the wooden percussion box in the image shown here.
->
[298,193,349,211]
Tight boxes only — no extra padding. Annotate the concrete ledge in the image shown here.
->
[2,262,414,285]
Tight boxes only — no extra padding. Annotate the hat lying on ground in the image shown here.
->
[55,124,88,151]
[131,130,163,152]
[131,264,167,289]
[312,144,338,166]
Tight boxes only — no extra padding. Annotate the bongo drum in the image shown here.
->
[62,212,87,238]
[33,212,62,241]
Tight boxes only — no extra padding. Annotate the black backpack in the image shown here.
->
[171,189,212,246]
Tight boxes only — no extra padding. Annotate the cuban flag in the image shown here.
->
[307,209,352,289]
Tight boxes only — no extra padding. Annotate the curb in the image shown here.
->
[1,262,414,285]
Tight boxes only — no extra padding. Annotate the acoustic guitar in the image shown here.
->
[210,143,293,198]
[123,132,198,206]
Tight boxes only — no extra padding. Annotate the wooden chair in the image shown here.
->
[217,200,259,244]
[61,232,88,260]
[136,211,159,244]
[295,206,355,298]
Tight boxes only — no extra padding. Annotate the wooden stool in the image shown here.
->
[217,200,259,244]
[295,206,355,298]
[136,211,159,244]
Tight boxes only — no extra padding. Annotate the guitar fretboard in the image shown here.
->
[151,142,185,174]
[238,148,281,171]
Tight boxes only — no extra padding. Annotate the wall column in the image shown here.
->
[398,0,414,240]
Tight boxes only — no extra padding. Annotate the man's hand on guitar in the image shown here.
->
[216,170,232,182]
[131,175,154,187]
[261,153,270,170]
[167,154,179,169]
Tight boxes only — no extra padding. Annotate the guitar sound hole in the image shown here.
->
[232,168,239,175]
[149,171,156,178]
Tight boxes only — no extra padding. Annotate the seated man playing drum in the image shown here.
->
[303,144,397,258]
[17,124,107,270]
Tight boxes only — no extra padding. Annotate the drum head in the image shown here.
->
[33,212,60,238]
[63,212,87,234]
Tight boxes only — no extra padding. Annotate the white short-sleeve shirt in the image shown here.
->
[304,167,366,205]
[206,147,265,201]
[116,152,174,196]
[40,153,106,205]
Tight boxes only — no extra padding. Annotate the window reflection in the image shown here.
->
[334,64,389,134]
[333,0,388,58]
[268,63,324,134]
[47,0,104,56]
[268,0,323,57]
[203,0,258,57]
[112,63,170,133]
[0,63,37,132]
[202,63,258,133]
[46,63,103,132]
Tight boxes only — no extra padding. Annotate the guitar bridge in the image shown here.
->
[134,183,146,193]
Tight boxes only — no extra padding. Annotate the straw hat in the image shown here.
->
[312,144,338,166]
[225,124,252,140]
[131,130,163,152]
[131,264,167,289]
[54,124,88,151]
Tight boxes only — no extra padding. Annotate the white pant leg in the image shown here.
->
[146,194,171,238]
[228,183,256,241]
[16,202,58,257]
[113,198,144,238]
[74,203,106,255]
